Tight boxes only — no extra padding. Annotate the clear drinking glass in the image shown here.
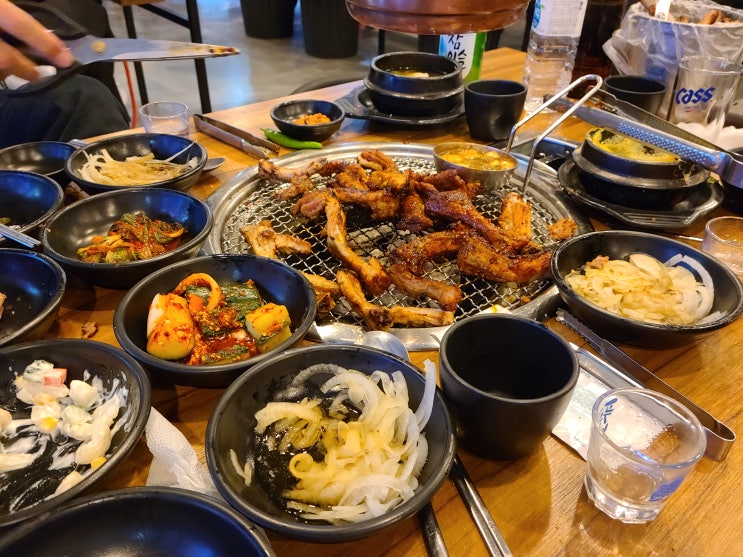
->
[702,216,743,278]
[668,56,743,143]
[585,388,705,523]
[139,101,190,136]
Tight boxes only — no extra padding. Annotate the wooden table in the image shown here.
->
[53,48,743,556]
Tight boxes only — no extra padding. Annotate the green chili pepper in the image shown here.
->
[262,128,323,150]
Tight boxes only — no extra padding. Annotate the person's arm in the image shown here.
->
[0,0,74,81]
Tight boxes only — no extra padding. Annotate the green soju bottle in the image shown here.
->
[438,32,486,83]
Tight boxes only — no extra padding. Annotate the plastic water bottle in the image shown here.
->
[523,0,589,113]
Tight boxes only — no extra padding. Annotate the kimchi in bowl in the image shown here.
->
[41,188,213,290]
[113,254,318,387]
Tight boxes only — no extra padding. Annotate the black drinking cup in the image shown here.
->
[603,75,667,114]
[439,314,579,460]
[464,79,526,142]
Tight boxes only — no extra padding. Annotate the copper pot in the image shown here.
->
[345,0,530,34]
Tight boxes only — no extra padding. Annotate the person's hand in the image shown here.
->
[0,0,75,82]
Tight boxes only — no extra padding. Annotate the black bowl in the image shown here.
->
[65,133,207,194]
[0,339,151,528]
[206,344,456,543]
[270,99,345,142]
[571,129,710,211]
[0,141,76,185]
[41,187,213,290]
[0,248,66,348]
[551,230,743,347]
[364,51,464,117]
[114,254,318,388]
[0,170,64,247]
[0,487,274,555]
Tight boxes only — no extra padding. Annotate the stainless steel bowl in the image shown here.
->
[433,141,518,194]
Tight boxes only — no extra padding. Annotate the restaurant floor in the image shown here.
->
[103,0,528,119]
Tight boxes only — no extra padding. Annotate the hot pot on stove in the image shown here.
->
[570,128,711,211]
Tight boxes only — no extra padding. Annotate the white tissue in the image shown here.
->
[145,407,222,500]
[2,65,57,90]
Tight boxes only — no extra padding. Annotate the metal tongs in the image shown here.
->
[552,89,743,187]
[503,74,604,194]
[193,114,280,159]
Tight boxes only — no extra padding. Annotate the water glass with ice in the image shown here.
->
[585,388,705,524]
[668,56,742,144]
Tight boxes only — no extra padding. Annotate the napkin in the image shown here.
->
[1,65,57,91]
[145,407,222,500]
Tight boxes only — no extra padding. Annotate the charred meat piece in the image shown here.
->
[325,193,392,296]
[274,233,312,255]
[397,192,434,234]
[548,218,579,241]
[392,225,469,275]
[388,305,454,329]
[240,219,312,258]
[498,192,532,240]
[358,149,399,172]
[333,187,401,221]
[367,169,412,194]
[457,233,552,284]
[240,219,275,257]
[337,269,394,331]
[316,159,356,177]
[420,168,481,198]
[388,263,463,311]
[275,174,317,201]
[292,189,330,220]
[337,269,454,330]
[302,272,341,314]
[422,188,528,253]
[81,321,98,339]
[332,164,370,191]
[258,157,327,184]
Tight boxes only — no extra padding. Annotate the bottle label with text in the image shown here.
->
[533,0,588,37]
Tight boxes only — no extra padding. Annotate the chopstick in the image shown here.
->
[0,223,40,248]
[164,140,196,162]
[418,503,449,556]
[450,456,513,557]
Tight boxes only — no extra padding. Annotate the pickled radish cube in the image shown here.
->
[43,368,67,387]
